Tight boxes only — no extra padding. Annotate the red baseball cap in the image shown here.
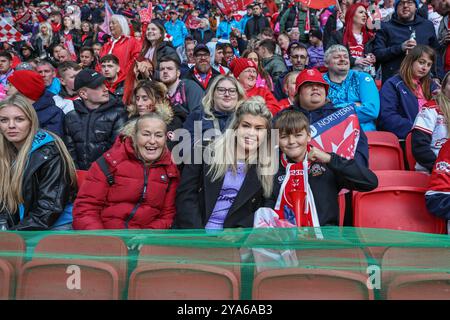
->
[295,68,329,94]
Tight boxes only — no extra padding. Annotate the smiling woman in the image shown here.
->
[72,113,180,230]
[174,96,276,230]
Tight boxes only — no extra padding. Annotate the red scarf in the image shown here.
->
[193,68,212,89]
[274,152,320,229]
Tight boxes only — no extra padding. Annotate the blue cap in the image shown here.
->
[394,0,420,11]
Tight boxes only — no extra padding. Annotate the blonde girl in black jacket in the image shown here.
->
[0,94,77,230]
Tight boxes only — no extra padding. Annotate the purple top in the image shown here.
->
[205,163,246,230]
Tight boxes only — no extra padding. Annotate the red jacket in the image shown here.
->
[246,86,281,116]
[98,35,142,79]
[73,136,180,230]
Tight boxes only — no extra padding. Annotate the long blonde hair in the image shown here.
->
[201,75,246,119]
[206,96,275,197]
[0,94,77,214]
[38,22,54,47]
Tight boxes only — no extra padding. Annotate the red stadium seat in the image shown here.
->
[353,171,447,233]
[0,232,25,271]
[405,132,416,170]
[366,131,405,170]
[76,170,88,188]
[0,232,25,299]
[252,247,373,300]
[0,259,14,299]
[16,235,128,300]
[128,245,241,300]
[381,247,450,300]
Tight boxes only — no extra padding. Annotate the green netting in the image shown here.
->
[0,227,449,300]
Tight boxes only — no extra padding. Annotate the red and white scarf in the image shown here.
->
[193,68,212,89]
[274,152,321,234]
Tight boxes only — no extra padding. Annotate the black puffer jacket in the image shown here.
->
[0,131,77,230]
[63,98,128,170]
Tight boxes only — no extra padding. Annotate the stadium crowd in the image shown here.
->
[0,0,449,232]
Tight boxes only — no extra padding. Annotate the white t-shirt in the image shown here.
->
[413,103,449,171]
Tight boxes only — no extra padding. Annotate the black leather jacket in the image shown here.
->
[63,98,128,170]
[0,139,76,230]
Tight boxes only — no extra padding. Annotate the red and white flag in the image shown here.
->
[213,0,254,15]
[0,16,26,43]
[99,0,114,35]
[295,0,336,9]
[139,3,152,23]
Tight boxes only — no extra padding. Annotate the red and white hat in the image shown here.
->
[295,68,329,94]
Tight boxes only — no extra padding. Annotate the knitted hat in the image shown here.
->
[229,58,257,79]
[394,0,420,10]
[8,70,45,101]
[295,68,329,94]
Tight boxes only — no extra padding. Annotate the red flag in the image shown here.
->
[139,3,152,23]
[213,0,254,15]
[295,0,336,10]
[0,16,26,43]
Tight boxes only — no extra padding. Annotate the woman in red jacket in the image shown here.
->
[72,113,180,230]
[99,14,142,81]
[229,57,280,115]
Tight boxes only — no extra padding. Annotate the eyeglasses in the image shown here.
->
[398,0,415,6]
[195,53,210,59]
[216,87,238,96]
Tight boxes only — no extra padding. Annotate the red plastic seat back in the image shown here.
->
[381,247,450,300]
[129,245,241,300]
[366,131,405,170]
[0,232,25,271]
[353,171,446,233]
[252,247,373,300]
[405,132,416,170]
[32,235,128,290]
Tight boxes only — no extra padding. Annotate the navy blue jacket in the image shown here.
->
[283,102,370,168]
[377,74,437,139]
[373,14,440,83]
[33,91,64,137]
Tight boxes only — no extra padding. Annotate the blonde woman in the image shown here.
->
[183,74,246,147]
[33,21,60,60]
[174,96,275,229]
[412,71,450,172]
[73,113,180,230]
[0,94,77,231]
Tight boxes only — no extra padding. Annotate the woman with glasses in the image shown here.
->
[183,75,246,147]
[242,49,274,91]
[174,97,275,229]
[326,3,376,73]
[230,58,280,115]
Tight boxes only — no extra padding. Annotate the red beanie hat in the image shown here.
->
[8,70,45,101]
[230,58,257,79]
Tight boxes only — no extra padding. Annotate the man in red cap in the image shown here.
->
[277,68,369,168]
[6,70,64,137]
